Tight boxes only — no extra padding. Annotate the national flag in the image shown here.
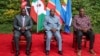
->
[46,0,63,24]
[25,0,31,16]
[61,0,72,33]
[21,0,31,16]
[21,0,27,9]
[30,0,46,32]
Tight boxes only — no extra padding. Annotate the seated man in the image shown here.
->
[44,9,62,55]
[73,7,96,56]
[13,9,33,56]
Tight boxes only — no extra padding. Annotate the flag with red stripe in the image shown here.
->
[46,0,63,24]
[30,0,46,32]
[21,0,27,9]
[21,0,31,16]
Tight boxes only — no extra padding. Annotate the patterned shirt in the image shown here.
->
[73,15,92,30]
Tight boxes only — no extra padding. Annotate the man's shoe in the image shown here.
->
[89,49,96,56]
[58,51,63,55]
[45,50,49,55]
[26,55,30,56]
[26,51,30,56]
[77,50,81,56]
[15,51,19,56]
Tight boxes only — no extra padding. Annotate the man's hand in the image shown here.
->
[51,28,57,33]
[21,27,26,31]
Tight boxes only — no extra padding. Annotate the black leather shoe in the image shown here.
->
[45,50,49,55]
[26,51,30,56]
[15,52,19,56]
[26,55,30,56]
[58,51,63,55]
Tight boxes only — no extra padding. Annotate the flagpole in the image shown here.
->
[37,0,39,33]
[25,6,30,16]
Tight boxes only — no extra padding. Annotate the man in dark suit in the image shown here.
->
[13,9,33,56]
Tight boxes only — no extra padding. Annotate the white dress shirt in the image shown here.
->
[22,16,25,27]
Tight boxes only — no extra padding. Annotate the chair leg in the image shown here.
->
[11,41,15,53]
[72,36,78,52]
[72,40,75,48]
[44,40,46,48]
[72,38,78,52]
[44,40,46,53]
[84,40,87,48]
[72,38,76,48]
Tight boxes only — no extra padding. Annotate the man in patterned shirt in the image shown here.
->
[73,7,96,56]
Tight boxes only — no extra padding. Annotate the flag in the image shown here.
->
[25,0,31,16]
[30,0,46,32]
[21,0,31,16]
[61,0,72,33]
[21,0,27,9]
[46,0,63,24]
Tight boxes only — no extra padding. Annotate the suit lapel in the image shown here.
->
[18,15,29,27]
[20,15,22,22]
[17,15,23,26]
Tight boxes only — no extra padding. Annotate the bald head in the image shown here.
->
[21,9,26,16]
[50,9,55,17]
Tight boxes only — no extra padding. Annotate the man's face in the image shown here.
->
[21,9,26,16]
[50,9,55,17]
[79,8,85,17]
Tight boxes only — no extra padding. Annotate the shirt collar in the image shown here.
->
[49,15,55,18]
[21,15,25,18]
[78,15,86,18]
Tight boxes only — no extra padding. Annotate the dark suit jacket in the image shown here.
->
[13,14,33,31]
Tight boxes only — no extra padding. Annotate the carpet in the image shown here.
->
[0,33,100,56]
